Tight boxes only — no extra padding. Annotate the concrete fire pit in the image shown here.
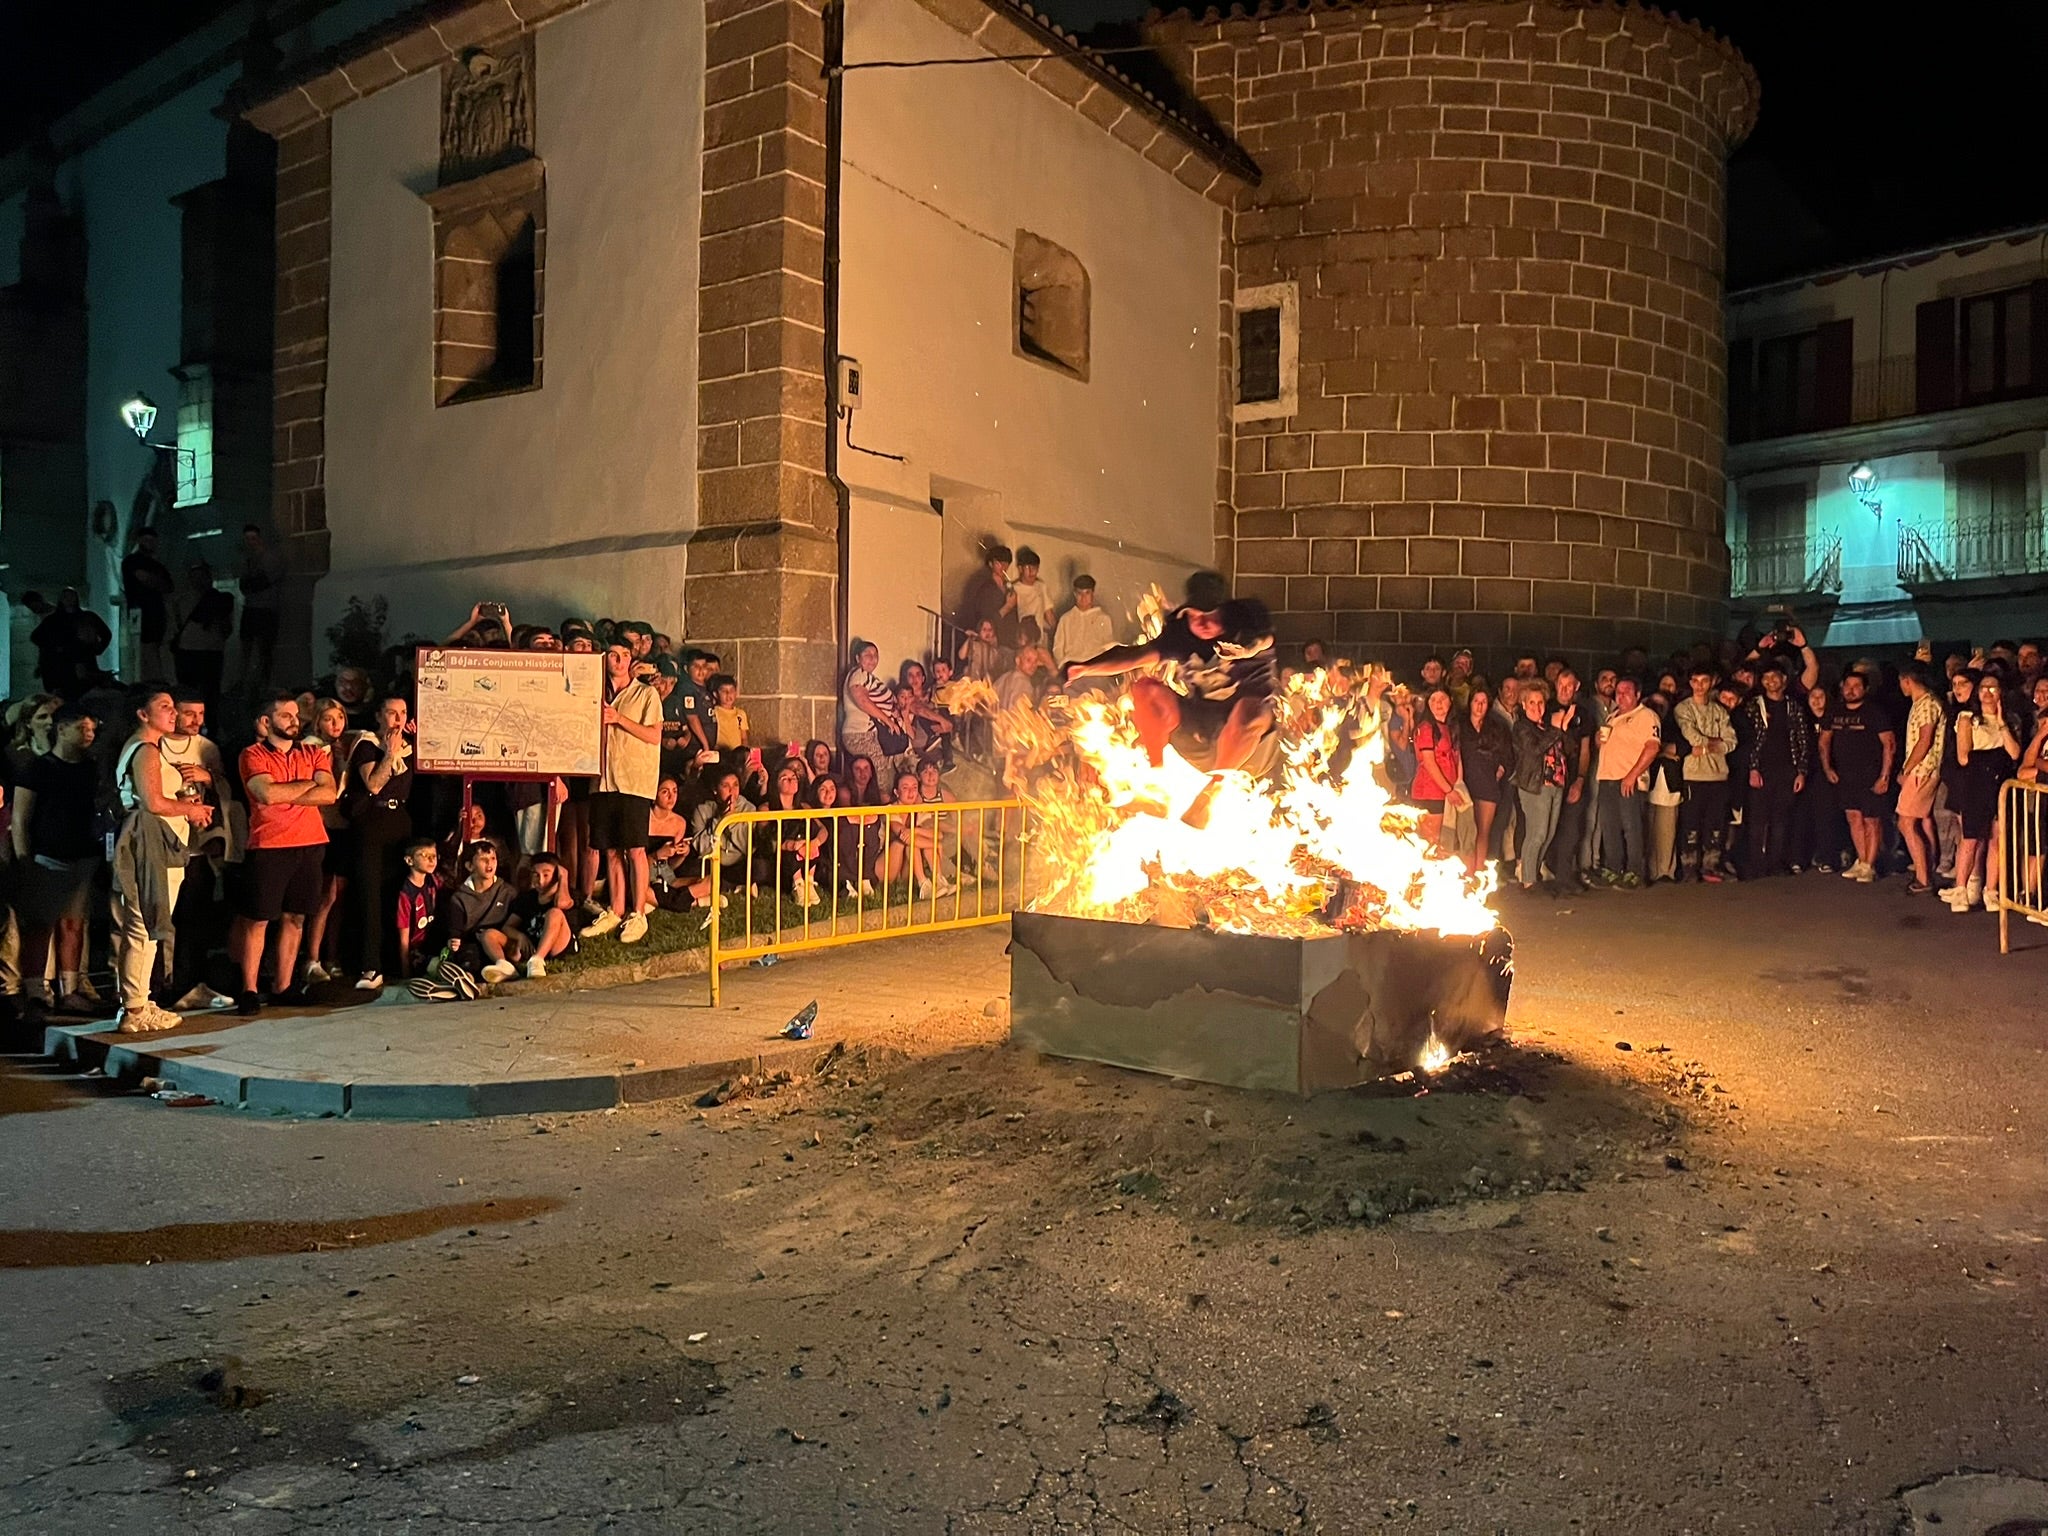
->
[1009,910,1512,1096]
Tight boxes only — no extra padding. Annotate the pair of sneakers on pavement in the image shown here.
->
[303,960,390,993]
[406,952,548,1001]
[579,907,648,945]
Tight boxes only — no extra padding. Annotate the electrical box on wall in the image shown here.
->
[837,356,862,411]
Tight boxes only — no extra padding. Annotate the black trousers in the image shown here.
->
[1791,779,1847,868]
[344,808,413,978]
[1678,778,1731,859]
[1743,774,1797,876]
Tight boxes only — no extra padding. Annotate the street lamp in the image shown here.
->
[118,393,193,475]
[1848,461,1881,518]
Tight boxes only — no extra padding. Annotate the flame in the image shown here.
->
[1418,1034,1453,1074]
[950,627,1498,940]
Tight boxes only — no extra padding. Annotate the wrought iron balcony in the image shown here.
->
[1730,530,1843,598]
[1898,510,2048,586]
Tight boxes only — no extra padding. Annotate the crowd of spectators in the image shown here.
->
[7,518,2040,1040]
[0,539,1127,1035]
[1349,627,2048,920]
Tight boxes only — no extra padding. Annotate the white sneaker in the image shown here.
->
[116,1002,178,1034]
[354,971,385,991]
[1839,861,1863,879]
[618,912,649,945]
[480,960,518,984]
[523,957,548,980]
[915,879,932,899]
[932,874,958,897]
[173,983,235,1011]
[1853,863,1875,883]
[579,909,622,939]
[304,962,331,984]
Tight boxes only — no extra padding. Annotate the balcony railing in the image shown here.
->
[1849,357,1917,425]
[1898,510,2048,586]
[1730,530,1843,598]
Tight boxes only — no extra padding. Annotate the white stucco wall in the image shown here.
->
[322,0,702,642]
[836,0,1223,671]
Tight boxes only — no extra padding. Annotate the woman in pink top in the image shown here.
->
[1410,685,1464,851]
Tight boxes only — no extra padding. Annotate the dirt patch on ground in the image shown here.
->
[703,1010,1715,1238]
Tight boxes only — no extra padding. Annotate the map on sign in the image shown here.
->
[415,649,604,777]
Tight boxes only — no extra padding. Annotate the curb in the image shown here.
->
[46,1021,836,1122]
[512,943,711,995]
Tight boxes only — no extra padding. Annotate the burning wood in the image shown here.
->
[942,625,1498,941]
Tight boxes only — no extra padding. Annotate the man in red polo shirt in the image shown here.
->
[232,692,338,1014]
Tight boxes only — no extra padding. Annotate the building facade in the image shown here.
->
[0,0,419,697]
[1725,222,2048,652]
[1148,0,1757,666]
[216,0,1760,738]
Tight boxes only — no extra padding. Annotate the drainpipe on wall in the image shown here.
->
[821,0,851,672]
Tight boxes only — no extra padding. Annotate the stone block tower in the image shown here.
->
[1147,0,1758,666]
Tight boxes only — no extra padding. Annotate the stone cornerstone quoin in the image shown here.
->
[1149,0,1759,666]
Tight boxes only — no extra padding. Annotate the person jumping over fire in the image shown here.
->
[1060,569,1279,827]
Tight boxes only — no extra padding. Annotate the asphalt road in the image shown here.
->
[2,875,2045,1534]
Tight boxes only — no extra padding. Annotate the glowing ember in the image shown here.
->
[948,632,1498,940]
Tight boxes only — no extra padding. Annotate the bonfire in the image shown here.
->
[941,600,1498,942]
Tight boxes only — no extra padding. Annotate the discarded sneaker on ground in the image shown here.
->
[408,977,460,1001]
[780,999,818,1040]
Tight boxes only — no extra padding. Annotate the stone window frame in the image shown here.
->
[1013,230,1091,383]
[421,157,546,408]
[1232,281,1298,424]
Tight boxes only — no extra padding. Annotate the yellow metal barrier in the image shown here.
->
[1997,777,2048,954]
[707,798,1029,1003]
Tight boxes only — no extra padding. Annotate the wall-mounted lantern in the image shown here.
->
[1848,462,1882,520]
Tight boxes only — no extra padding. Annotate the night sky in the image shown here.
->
[6,0,2046,288]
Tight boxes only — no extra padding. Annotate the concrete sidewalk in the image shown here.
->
[44,926,1012,1120]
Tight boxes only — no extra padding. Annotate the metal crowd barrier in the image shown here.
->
[1997,777,2048,954]
[706,798,1029,1003]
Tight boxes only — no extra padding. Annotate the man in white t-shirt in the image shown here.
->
[580,642,664,944]
[1050,575,1115,680]
[1591,677,1660,888]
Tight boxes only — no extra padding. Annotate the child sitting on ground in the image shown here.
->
[395,839,443,981]
[508,851,576,979]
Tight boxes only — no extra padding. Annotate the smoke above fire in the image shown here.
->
[943,613,1498,939]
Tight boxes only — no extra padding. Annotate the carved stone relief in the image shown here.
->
[440,36,534,185]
